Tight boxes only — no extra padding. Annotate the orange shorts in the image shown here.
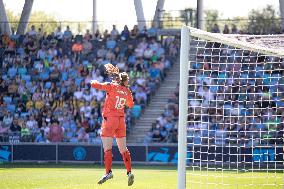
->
[101,116,126,138]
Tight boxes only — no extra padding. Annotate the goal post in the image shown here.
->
[178,26,190,189]
[178,26,284,189]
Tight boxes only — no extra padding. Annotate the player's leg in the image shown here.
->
[116,117,134,186]
[98,137,114,184]
[98,117,115,185]
[102,137,114,174]
[116,137,134,186]
[116,137,131,172]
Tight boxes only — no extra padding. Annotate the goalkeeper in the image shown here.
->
[91,63,134,186]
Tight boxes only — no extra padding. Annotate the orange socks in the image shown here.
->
[104,149,132,174]
[104,149,113,174]
[121,150,132,173]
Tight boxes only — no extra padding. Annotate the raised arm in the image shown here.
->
[90,80,112,92]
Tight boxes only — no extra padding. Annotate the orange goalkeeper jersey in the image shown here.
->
[91,81,134,117]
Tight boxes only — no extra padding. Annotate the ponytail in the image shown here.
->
[118,72,129,87]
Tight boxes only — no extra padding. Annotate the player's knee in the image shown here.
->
[118,146,127,154]
[104,148,112,153]
[121,149,130,157]
[104,149,113,158]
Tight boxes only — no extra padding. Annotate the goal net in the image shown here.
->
[178,26,284,189]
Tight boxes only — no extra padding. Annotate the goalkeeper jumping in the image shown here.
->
[91,63,134,186]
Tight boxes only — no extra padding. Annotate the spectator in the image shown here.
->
[3,111,13,127]
[130,25,139,39]
[0,23,177,145]
[139,26,148,38]
[80,101,92,118]
[212,23,220,33]
[110,25,119,40]
[63,26,73,41]
[54,26,63,40]
[97,45,107,58]
[143,46,153,60]
[103,29,109,39]
[72,40,83,62]
[10,119,21,133]
[20,122,31,142]
[152,129,161,142]
[35,129,46,143]
[48,120,64,142]
[116,57,127,71]
[147,24,157,39]
[231,24,239,34]
[84,29,92,41]
[37,28,44,39]
[223,24,230,34]
[94,29,101,40]
[106,37,116,49]
[41,121,50,138]
[82,39,93,55]
[26,115,38,132]
[27,25,37,37]
[0,121,9,137]
[121,25,130,41]
[76,121,89,142]
[134,87,147,108]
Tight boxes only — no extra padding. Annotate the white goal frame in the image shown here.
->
[178,26,190,189]
[177,26,284,189]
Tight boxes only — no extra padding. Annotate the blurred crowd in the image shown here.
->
[211,24,240,34]
[1,22,282,146]
[147,30,284,145]
[144,84,179,143]
[0,24,179,143]
[186,47,284,146]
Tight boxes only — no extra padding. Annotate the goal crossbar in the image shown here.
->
[187,26,284,58]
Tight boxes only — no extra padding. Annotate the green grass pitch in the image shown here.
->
[0,164,282,189]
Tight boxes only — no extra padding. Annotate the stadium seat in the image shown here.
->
[21,74,31,82]
[18,67,27,75]
[61,72,68,81]
[75,78,83,86]
[7,104,16,113]
[3,96,12,104]
[131,105,142,119]
[82,60,89,66]
[39,71,49,80]
[20,112,29,118]
[2,74,8,81]
[106,39,116,49]
[8,67,17,78]
[25,81,32,88]
[44,82,52,89]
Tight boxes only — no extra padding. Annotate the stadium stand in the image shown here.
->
[147,26,284,144]
[0,24,177,143]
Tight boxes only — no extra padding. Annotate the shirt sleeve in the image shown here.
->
[91,80,112,92]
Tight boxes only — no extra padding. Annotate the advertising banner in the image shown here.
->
[240,146,283,163]
[147,146,178,163]
[58,145,101,162]
[0,145,12,162]
[13,144,56,161]
[1,144,283,166]
[113,146,146,162]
